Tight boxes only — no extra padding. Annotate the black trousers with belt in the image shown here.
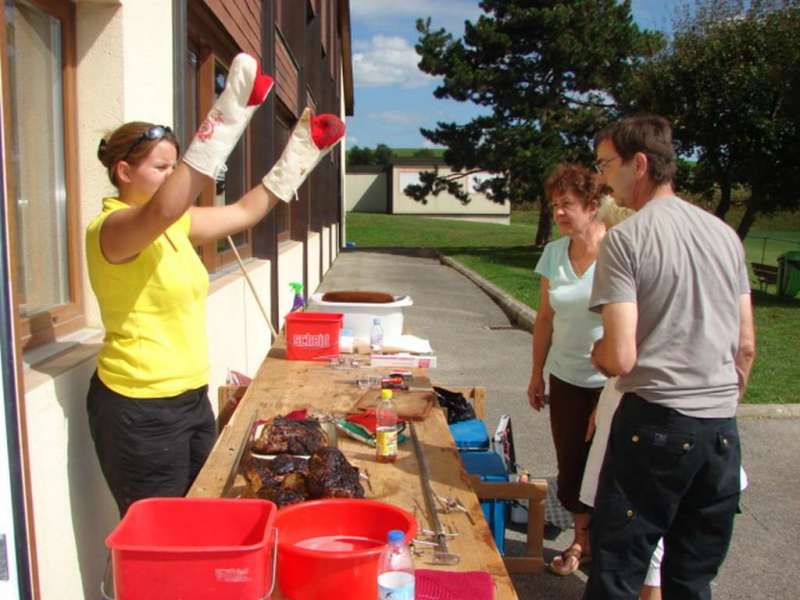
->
[87,372,216,516]
[583,394,741,600]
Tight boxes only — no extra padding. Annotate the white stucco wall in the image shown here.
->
[307,232,321,295]
[345,171,387,212]
[322,226,331,273]
[76,0,174,329]
[277,242,305,326]
[392,166,510,217]
[18,1,344,596]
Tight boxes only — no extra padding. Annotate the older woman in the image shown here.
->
[527,164,607,575]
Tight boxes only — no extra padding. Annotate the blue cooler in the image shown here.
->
[460,450,509,554]
[449,418,491,451]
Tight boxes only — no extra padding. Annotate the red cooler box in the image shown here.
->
[285,311,343,360]
[106,497,277,600]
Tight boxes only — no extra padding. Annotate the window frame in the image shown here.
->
[0,0,84,350]
[187,6,254,272]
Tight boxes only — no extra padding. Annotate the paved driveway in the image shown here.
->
[319,250,799,599]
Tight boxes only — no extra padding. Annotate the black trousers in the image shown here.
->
[584,394,741,600]
[87,372,216,516]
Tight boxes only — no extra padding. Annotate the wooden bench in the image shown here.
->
[447,386,547,574]
[752,262,778,292]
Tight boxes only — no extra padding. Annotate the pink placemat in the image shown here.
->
[415,570,494,600]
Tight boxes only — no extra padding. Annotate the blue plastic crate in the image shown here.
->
[460,450,509,554]
[449,418,491,451]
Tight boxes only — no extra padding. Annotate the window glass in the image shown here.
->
[5,0,69,316]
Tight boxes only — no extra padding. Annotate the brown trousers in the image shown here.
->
[549,374,602,514]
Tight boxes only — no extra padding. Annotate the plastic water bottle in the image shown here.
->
[370,318,384,351]
[375,389,398,463]
[377,529,415,599]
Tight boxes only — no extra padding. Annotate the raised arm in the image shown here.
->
[189,108,345,245]
[100,54,273,263]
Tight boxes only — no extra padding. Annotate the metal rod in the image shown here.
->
[226,236,279,339]
[409,422,459,564]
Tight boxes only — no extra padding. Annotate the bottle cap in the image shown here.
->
[381,389,393,400]
[387,529,404,543]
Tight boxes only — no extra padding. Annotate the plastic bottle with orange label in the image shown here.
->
[376,389,398,463]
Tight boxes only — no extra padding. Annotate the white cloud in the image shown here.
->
[345,135,360,148]
[366,110,426,125]
[353,35,435,88]
[350,0,482,33]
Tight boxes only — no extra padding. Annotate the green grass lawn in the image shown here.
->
[345,210,800,403]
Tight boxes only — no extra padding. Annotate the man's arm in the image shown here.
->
[591,302,638,377]
[735,293,756,401]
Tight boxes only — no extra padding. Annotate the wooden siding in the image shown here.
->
[275,33,300,116]
[204,0,262,59]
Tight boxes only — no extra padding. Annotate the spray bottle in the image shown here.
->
[289,282,305,312]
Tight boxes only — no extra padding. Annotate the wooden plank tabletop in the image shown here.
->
[189,345,519,600]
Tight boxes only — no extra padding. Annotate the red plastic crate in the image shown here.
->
[106,498,277,600]
[285,311,343,360]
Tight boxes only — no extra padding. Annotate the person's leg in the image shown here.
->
[583,396,697,600]
[188,387,217,488]
[548,376,600,574]
[87,375,199,515]
[660,418,740,600]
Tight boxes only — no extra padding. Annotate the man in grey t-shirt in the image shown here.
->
[583,115,755,600]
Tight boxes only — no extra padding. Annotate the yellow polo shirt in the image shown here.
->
[86,197,210,398]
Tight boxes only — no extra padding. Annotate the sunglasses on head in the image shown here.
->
[121,125,174,161]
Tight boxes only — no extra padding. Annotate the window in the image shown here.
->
[273,102,293,242]
[2,0,82,349]
[187,12,252,271]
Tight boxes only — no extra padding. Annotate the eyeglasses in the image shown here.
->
[593,154,620,174]
[122,125,173,161]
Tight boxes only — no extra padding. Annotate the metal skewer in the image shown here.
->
[409,422,459,565]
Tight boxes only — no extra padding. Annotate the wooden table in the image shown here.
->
[189,345,535,599]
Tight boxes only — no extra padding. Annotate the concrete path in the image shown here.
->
[318,249,799,600]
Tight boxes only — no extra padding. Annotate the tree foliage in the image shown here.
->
[627,0,800,238]
[411,0,662,245]
[346,143,394,167]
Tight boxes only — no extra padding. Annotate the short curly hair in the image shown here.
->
[544,163,604,208]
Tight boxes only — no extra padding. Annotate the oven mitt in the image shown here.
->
[183,53,273,180]
[262,107,345,202]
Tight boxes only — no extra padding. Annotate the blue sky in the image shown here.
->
[346,0,682,149]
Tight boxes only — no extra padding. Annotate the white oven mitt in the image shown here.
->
[597,194,635,228]
[262,107,345,202]
[183,53,273,180]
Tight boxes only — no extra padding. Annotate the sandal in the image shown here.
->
[548,543,591,576]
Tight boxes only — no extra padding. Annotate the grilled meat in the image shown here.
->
[253,417,327,455]
[306,447,364,499]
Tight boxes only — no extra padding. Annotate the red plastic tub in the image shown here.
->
[284,311,343,360]
[106,498,277,600]
[275,498,417,600]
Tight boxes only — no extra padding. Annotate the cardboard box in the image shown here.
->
[369,353,437,368]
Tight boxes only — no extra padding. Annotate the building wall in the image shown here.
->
[10,1,349,597]
[345,171,388,212]
[392,166,509,218]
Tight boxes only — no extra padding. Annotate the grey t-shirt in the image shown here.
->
[589,196,750,417]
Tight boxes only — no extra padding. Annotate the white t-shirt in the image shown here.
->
[535,236,607,388]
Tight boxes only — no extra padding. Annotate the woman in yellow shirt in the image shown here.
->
[86,54,343,515]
